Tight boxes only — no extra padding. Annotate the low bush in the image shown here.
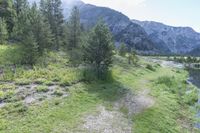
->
[146,64,155,71]
[156,76,174,87]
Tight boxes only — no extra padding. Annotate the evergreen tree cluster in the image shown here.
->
[0,0,114,78]
[173,56,200,63]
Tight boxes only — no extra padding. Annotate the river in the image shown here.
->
[189,69,200,88]
[188,69,200,128]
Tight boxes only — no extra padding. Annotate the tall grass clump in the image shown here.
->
[156,76,174,87]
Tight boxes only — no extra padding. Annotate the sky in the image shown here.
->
[81,0,200,32]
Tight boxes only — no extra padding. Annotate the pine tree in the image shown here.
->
[21,31,38,65]
[29,3,53,55]
[0,0,15,33]
[127,49,138,65]
[13,6,38,65]
[13,0,28,15]
[13,3,52,65]
[65,6,83,66]
[84,21,114,78]
[119,43,127,57]
[67,6,81,50]
[0,18,8,44]
[40,0,64,50]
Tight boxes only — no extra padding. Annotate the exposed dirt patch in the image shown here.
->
[0,82,70,108]
[81,106,132,133]
[115,89,155,116]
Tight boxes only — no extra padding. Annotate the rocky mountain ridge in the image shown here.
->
[132,19,200,54]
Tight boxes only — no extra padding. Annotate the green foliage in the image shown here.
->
[0,19,8,44]
[84,20,114,78]
[13,3,53,65]
[146,64,155,71]
[65,6,84,66]
[13,0,28,15]
[36,85,49,92]
[183,87,198,105]
[0,45,23,65]
[67,6,81,50]
[0,0,15,33]
[127,49,139,65]
[53,89,63,96]
[15,78,32,85]
[157,76,173,86]
[21,31,38,65]
[29,3,53,55]
[173,56,200,63]
[0,54,197,132]
[0,89,14,100]
[119,43,127,57]
[67,49,83,66]
[40,0,64,50]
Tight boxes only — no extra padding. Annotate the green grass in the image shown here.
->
[0,51,199,132]
[36,85,49,92]
[0,45,23,66]
[133,67,199,133]
[53,89,63,96]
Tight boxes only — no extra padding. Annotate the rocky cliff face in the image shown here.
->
[132,20,200,54]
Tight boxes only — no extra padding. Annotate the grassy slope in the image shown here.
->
[0,45,199,133]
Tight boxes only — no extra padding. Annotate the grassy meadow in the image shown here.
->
[0,45,199,133]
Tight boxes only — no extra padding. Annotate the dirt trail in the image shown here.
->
[81,106,132,133]
[80,87,155,133]
[115,89,154,116]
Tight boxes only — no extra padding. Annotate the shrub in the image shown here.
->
[146,64,155,71]
[15,79,32,85]
[183,88,198,105]
[156,76,174,87]
[34,78,47,84]
[53,90,63,96]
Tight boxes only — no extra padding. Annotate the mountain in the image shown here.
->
[189,47,200,56]
[28,0,199,55]
[74,3,159,53]
[132,19,200,55]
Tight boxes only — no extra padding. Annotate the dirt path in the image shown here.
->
[81,106,132,133]
[115,89,154,116]
[80,88,155,133]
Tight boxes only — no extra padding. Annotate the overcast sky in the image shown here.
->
[81,0,200,32]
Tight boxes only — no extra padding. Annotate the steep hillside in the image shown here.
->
[132,19,200,54]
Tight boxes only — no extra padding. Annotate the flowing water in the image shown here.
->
[188,69,200,128]
[189,69,200,88]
